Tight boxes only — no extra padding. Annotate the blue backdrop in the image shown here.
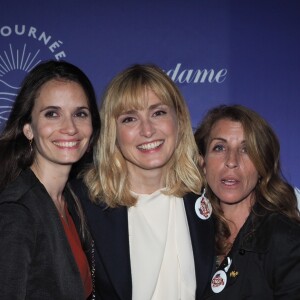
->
[0,0,299,192]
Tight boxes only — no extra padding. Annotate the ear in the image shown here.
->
[199,155,206,175]
[23,123,34,140]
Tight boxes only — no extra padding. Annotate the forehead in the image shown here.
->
[35,79,88,106]
[115,87,172,116]
[210,119,244,138]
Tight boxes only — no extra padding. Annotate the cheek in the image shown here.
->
[116,130,130,151]
[33,123,53,139]
[249,169,260,186]
[83,122,93,138]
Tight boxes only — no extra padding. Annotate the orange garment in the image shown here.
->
[60,206,92,299]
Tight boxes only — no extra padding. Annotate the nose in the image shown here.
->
[140,118,155,138]
[60,116,78,135]
[225,149,239,169]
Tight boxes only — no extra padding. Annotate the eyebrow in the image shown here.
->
[120,103,166,115]
[209,137,227,143]
[39,105,89,112]
[209,137,246,144]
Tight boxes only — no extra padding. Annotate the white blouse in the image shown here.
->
[128,190,196,300]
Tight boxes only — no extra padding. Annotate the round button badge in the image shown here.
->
[195,194,212,220]
[211,270,227,293]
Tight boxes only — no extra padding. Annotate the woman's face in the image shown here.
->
[23,79,93,170]
[116,89,178,178]
[202,119,259,207]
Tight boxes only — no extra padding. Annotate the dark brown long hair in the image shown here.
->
[0,60,100,191]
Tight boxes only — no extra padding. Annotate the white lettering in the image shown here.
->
[55,51,66,60]
[0,26,12,37]
[49,40,62,52]
[28,26,37,39]
[38,32,51,45]
[165,63,227,84]
[214,69,227,83]
[15,25,25,35]
[0,24,67,59]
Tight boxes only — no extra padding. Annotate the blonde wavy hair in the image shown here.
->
[84,64,203,207]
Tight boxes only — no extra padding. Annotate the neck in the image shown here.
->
[128,169,165,194]
[221,200,252,245]
[30,163,69,211]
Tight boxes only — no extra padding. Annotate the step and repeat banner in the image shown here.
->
[0,0,299,196]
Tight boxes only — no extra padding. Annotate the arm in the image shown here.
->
[271,218,300,299]
[0,202,36,299]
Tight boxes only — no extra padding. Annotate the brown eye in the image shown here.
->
[44,110,58,118]
[121,116,135,123]
[75,110,89,118]
[153,110,167,117]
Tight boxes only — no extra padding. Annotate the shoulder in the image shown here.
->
[0,169,41,205]
[248,212,300,253]
[257,212,300,238]
[0,192,37,242]
[264,213,300,244]
[69,177,118,215]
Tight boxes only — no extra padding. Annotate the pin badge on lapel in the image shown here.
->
[195,188,212,220]
[211,270,227,293]
[211,256,237,294]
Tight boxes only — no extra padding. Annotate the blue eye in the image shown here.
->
[213,144,225,151]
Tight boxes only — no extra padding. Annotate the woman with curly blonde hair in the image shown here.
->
[72,64,215,300]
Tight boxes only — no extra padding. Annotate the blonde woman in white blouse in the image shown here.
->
[71,64,215,300]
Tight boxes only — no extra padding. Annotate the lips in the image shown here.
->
[137,140,164,151]
[221,179,238,186]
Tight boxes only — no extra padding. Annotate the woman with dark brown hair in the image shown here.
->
[0,60,100,299]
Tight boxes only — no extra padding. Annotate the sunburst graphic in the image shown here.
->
[0,43,42,129]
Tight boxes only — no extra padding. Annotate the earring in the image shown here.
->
[195,188,212,220]
[29,139,33,153]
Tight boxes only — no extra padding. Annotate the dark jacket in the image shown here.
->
[203,205,300,300]
[70,180,215,300]
[0,169,86,300]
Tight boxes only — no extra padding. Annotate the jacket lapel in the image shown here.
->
[184,193,215,299]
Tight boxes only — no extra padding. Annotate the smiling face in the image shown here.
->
[203,119,259,208]
[116,89,178,178]
[23,79,93,171]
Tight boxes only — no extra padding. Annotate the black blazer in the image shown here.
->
[70,180,215,300]
[0,169,86,300]
[203,205,300,300]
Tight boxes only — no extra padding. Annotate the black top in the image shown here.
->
[203,204,300,300]
[0,169,86,300]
